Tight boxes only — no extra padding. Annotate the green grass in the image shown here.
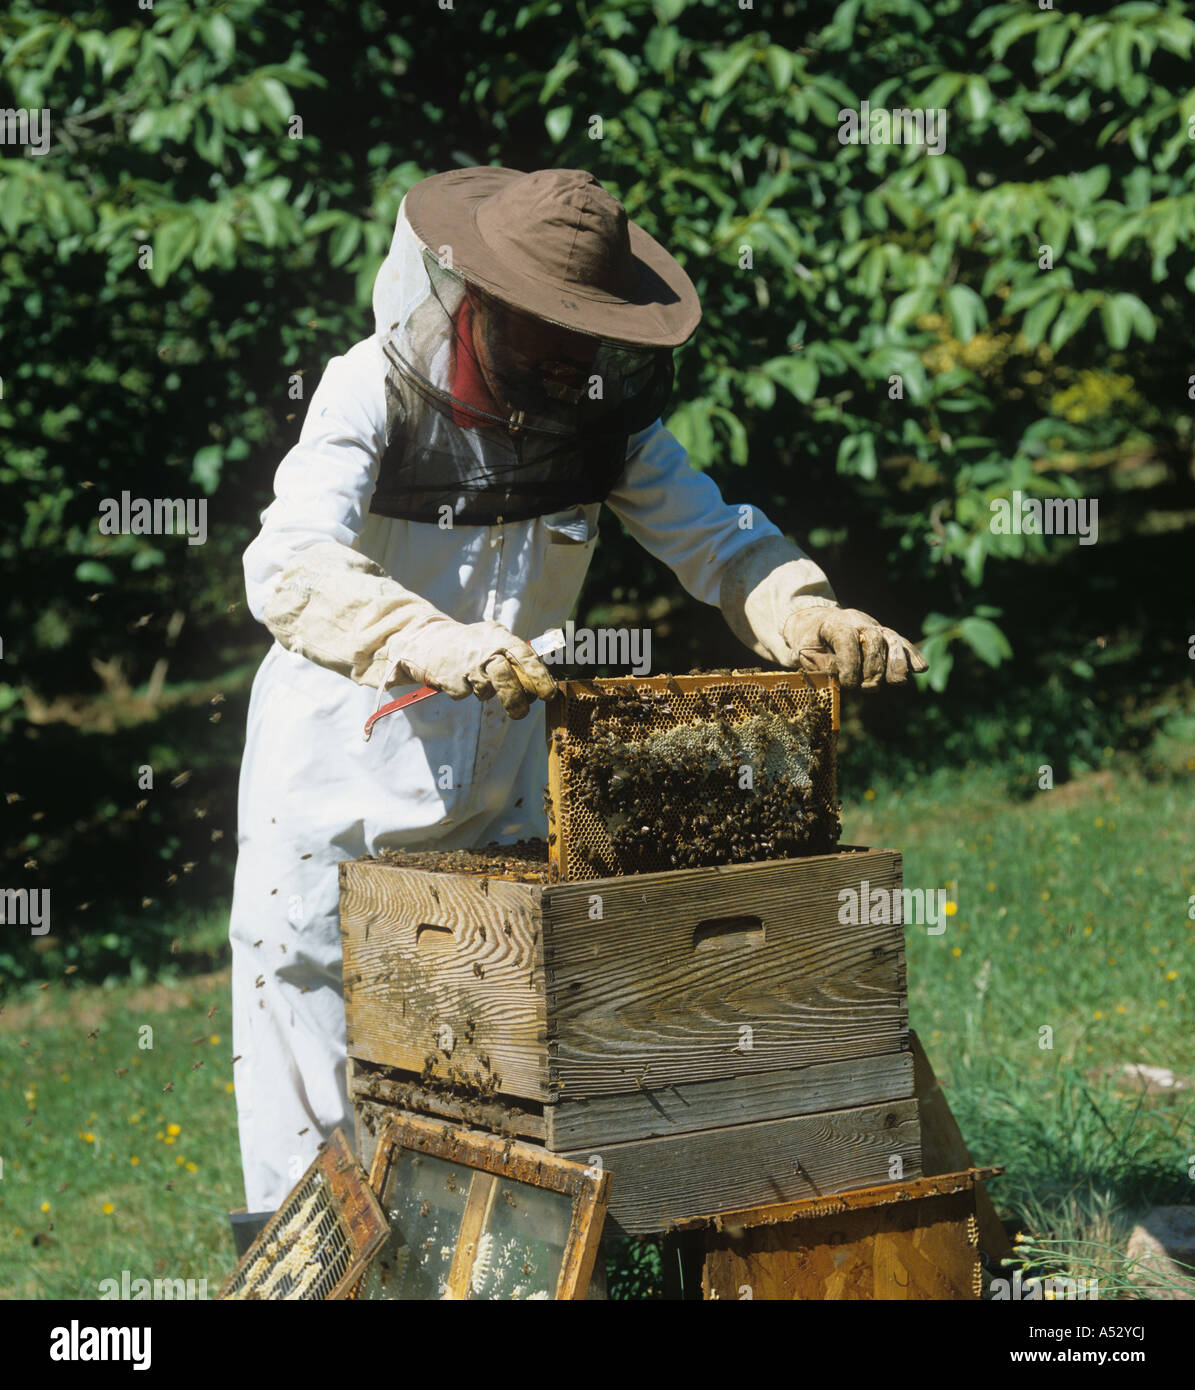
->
[2,762,1192,1298]
[847,759,1195,1294]
[0,950,241,1299]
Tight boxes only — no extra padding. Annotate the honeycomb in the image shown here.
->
[545,671,840,881]
[217,1130,386,1300]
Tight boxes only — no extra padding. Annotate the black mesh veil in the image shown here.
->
[369,219,675,526]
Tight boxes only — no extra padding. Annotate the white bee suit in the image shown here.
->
[229,200,834,1211]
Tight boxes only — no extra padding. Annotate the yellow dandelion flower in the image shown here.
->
[40,1201,50,1214]
[176,1155,185,1166]
[1115,1004,1126,1014]
[944,901,958,917]
[130,1156,139,1166]
[101,1203,114,1215]
[155,1130,164,1141]
[1040,890,1051,901]
[224,1082,235,1094]
[1166,970,1178,981]
[166,1123,181,1137]
[185,1162,197,1173]
[951,946,962,958]
[1083,925,1093,936]
[1093,1011,1102,1020]
[986,882,996,892]
[209,1035,220,1046]
[864,788,876,801]
[164,1136,175,1145]
[83,1132,95,1144]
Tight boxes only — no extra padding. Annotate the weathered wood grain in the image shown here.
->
[911,1030,1011,1267]
[542,850,906,1097]
[543,1051,914,1149]
[701,1185,980,1300]
[339,861,550,1100]
[341,849,908,1106]
[350,1064,548,1141]
[562,1098,922,1237]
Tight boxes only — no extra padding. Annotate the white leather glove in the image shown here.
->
[262,540,556,718]
[719,536,928,689]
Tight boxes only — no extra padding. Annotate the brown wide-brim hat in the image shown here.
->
[404,166,702,349]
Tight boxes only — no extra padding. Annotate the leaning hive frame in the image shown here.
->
[545,670,840,882]
[217,1129,387,1300]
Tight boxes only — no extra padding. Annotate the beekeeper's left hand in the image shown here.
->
[718,534,927,689]
[779,598,927,689]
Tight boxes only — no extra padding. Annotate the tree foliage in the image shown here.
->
[1,0,1192,969]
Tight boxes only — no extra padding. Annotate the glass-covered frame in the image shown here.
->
[354,1113,610,1301]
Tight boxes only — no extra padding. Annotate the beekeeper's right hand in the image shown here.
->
[262,540,556,719]
[398,620,558,720]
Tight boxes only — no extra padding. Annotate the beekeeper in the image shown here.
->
[228,167,926,1239]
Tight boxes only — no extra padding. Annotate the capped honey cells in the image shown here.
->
[545,671,840,880]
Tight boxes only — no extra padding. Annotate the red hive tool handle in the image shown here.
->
[361,627,566,743]
[362,685,439,742]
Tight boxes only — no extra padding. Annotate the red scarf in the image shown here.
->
[449,297,504,429]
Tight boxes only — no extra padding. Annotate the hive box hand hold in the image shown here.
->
[339,847,906,1108]
[544,670,840,882]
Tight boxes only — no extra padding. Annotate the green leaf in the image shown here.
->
[1048,294,1096,352]
[328,218,362,267]
[837,432,877,480]
[545,106,572,143]
[763,355,819,404]
[260,78,293,122]
[707,45,755,100]
[764,46,794,93]
[541,53,579,101]
[644,27,681,74]
[917,633,953,692]
[201,13,236,64]
[667,399,715,468]
[1021,292,1062,350]
[75,560,116,585]
[1099,293,1132,349]
[945,284,987,343]
[192,445,224,494]
[249,190,280,245]
[600,48,637,95]
[958,615,1013,667]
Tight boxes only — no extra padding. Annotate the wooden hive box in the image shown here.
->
[341,846,921,1234]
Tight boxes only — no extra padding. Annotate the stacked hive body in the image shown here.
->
[342,669,923,1244]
